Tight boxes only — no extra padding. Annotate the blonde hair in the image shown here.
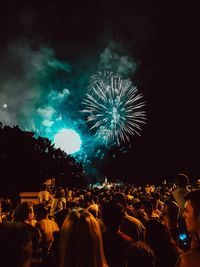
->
[59,208,108,267]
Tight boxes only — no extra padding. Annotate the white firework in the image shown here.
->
[89,70,114,87]
[82,71,147,145]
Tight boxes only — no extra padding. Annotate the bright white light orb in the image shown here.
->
[54,129,82,154]
[3,104,7,108]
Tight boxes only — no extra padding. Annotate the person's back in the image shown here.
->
[0,221,32,267]
[112,192,145,241]
[145,219,181,267]
[103,231,133,267]
[172,173,190,215]
[120,212,145,241]
[35,204,59,251]
[38,218,59,248]
[101,201,133,267]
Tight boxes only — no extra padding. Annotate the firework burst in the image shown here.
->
[82,71,147,145]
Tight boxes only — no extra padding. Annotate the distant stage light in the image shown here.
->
[54,128,82,154]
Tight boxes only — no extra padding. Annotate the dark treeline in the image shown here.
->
[0,123,86,197]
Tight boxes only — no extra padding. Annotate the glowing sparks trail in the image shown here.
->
[82,71,147,145]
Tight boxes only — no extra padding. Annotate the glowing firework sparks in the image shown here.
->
[89,70,113,87]
[54,128,82,154]
[82,71,147,145]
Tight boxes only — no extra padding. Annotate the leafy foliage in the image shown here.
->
[0,123,86,196]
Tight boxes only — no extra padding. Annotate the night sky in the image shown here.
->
[0,0,199,183]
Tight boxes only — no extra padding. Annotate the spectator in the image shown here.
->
[150,197,161,217]
[126,241,156,267]
[0,221,32,267]
[14,202,45,266]
[38,184,51,206]
[101,201,133,267]
[50,187,66,217]
[153,192,164,211]
[34,204,59,267]
[44,177,56,194]
[85,195,99,218]
[113,192,134,216]
[14,201,36,226]
[142,199,160,220]
[145,219,181,267]
[172,173,190,215]
[34,204,59,252]
[59,208,108,267]
[0,197,13,221]
[162,200,179,243]
[177,189,200,267]
[113,192,145,241]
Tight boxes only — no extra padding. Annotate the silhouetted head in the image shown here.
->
[14,202,34,223]
[102,201,124,231]
[0,222,32,267]
[175,173,189,188]
[34,203,48,221]
[112,192,127,207]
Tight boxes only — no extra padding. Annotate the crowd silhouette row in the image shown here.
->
[0,173,200,267]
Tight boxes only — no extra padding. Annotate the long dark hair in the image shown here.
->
[145,219,181,267]
[59,208,108,267]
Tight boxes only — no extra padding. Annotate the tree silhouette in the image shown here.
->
[0,123,86,197]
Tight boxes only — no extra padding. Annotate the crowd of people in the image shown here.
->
[0,173,200,267]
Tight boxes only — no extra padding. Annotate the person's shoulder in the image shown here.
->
[61,197,66,203]
[124,213,144,226]
[48,218,59,228]
[178,249,200,267]
[183,248,200,257]
[173,188,180,194]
